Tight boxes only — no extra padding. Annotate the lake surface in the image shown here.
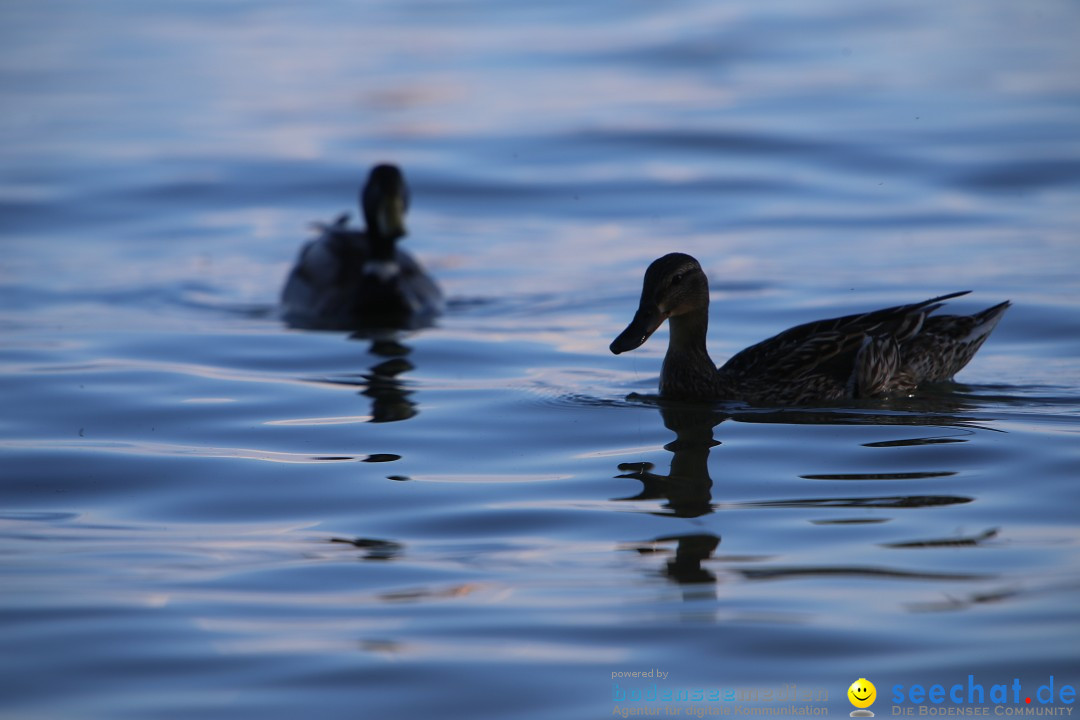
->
[2,1,1079,718]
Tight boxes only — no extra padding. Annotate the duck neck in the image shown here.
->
[362,204,403,261]
[365,233,398,262]
[660,307,721,400]
[668,307,711,355]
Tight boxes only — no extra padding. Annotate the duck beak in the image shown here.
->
[610,305,665,354]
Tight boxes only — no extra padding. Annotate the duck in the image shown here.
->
[610,253,1010,406]
[281,164,443,330]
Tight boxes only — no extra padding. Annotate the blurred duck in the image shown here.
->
[610,253,1010,406]
[282,164,443,329]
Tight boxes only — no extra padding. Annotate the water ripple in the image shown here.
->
[0,439,358,464]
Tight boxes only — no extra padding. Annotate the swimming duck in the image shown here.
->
[610,253,1010,406]
[281,164,443,330]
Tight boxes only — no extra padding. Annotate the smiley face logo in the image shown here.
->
[848,678,876,709]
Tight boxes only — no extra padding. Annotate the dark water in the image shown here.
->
[2,1,1079,718]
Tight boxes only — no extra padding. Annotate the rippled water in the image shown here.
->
[3,1,1080,718]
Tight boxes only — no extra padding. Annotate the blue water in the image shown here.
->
[2,1,1079,718]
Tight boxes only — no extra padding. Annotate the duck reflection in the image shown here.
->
[615,396,992,592]
[723,383,997,430]
[628,533,722,585]
[616,402,724,519]
[614,394,989,521]
[360,338,417,423]
[616,402,726,587]
[330,536,404,561]
[318,337,418,423]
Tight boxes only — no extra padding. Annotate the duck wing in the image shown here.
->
[394,247,445,317]
[719,291,971,395]
[293,221,369,286]
[282,217,372,323]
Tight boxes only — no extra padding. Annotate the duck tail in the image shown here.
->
[923,290,972,305]
[888,290,972,342]
[965,300,1011,343]
[917,290,972,317]
[908,297,1011,381]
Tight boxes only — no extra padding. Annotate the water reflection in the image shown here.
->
[725,389,995,429]
[746,494,972,510]
[318,338,418,423]
[882,527,998,549]
[614,398,993,591]
[738,566,990,582]
[615,403,725,589]
[906,587,1023,614]
[359,339,418,423]
[653,534,721,585]
[329,536,404,561]
[616,402,724,519]
[614,397,987,519]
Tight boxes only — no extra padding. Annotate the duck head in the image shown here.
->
[361,164,410,242]
[610,253,710,354]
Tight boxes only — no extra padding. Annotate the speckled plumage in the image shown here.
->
[610,253,1010,406]
[281,164,443,330]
